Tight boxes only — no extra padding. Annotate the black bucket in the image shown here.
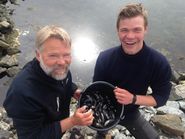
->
[78,81,124,132]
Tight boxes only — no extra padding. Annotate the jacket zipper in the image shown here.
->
[56,97,60,112]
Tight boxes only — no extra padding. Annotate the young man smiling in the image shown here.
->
[93,3,172,139]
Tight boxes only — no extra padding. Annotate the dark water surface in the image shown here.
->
[0,0,185,105]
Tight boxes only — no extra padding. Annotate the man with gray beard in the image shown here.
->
[3,25,94,139]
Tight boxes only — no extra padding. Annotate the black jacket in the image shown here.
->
[3,58,77,139]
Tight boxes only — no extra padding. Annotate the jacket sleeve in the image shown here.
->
[93,52,107,82]
[72,82,78,93]
[3,88,62,139]
[150,59,172,108]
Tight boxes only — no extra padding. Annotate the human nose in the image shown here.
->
[56,57,66,65]
[126,31,135,39]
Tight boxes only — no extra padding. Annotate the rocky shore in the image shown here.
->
[0,0,185,139]
[0,74,185,139]
[0,0,21,79]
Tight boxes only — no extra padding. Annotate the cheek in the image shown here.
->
[42,57,56,67]
[137,34,145,40]
[118,32,126,40]
[66,58,71,65]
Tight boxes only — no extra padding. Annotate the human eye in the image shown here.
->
[120,28,128,33]
[48,54,58,59]
[133,28,142,33]
[63,54,71,59]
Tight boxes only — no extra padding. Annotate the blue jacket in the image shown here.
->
[3,58,77,139]
[93,43,172,113]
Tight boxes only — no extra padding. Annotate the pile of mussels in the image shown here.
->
[79,91,120,129]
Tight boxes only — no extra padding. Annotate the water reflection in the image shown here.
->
[72,37,99,63]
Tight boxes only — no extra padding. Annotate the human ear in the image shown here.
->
[35,49,41,62]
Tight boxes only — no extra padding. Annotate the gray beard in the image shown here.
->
[39,57,68,80]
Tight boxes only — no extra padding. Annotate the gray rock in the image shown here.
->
[9,0,18,5]
[171,69,181,84]
[114,134,130,139]
[6,48,21,55]
[4,29,20,49]
[151,114,185,136]
[157,106,185,118]
[179,72,185,81]
[178,101,185,113]
[175,84,185,98]
[166,101,180,109]
[6,66,20,77]
[0,67,6,74]
[0,108,7,120]
[0,129,11,139]
[0,121,10,131]
[169,82,183,101]
[0,0,8,5]
[0,21,10,29]
[0,55,18,68]
[0,40,10,49]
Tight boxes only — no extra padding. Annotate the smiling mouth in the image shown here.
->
[125,42,137,45]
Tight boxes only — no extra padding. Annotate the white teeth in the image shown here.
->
[125,42,136,45]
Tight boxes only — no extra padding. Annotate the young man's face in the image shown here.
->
[36,38,71,80]
[117,16,147,55]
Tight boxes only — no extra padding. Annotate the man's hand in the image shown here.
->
[114,86,134,105]
[73,89,82,100]
[71,106,94,126]
[60,106,94,133]
[114,86,157,106]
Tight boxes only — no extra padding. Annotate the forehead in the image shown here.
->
[119,16,145,28]
[42,38,71,52]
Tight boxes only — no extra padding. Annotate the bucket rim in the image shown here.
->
[78,81,125,131]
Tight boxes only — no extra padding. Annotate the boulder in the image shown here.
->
[151,114,185,136]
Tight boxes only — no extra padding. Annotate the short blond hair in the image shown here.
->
[35,25,71,50]
[116,3,148,29]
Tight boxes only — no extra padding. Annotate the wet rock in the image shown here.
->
[157,106,184,118]
[178,101,185,113]
[179,72,185,81]
[6,47,21,55]
[0,0,19,5]
[0,40,10,49]
[0,0,8,5]
[9,0,18,5]
[6,66,20,77]
[175,84,185,98]
[171,69,181,84]
[0,55,18,68]
[0,1,20,79]
[0,20,10,29]
[0,121,10,131]
[139,106,157,121]
[0,67,6,75]
[0,129,11,139]
[4,28,20,49]
[169,82,184,101]
[166,101,180,109]
[151,114,185,136]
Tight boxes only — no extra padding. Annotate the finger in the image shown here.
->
[83,109,93,117]
[83,113,94,123]
[77,105,87,113]
[114,86,118,91]
[115,91,124,97]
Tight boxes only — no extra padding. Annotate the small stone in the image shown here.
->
[0,21,10,28]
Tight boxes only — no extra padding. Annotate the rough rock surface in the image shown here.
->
[0,0,20,79]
